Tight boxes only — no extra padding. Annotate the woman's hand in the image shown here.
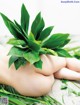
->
[34,54,66,75]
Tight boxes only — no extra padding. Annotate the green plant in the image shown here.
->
[0,4,72,70]
[0,85,62,105]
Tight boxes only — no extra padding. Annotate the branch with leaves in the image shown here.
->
[0,4,72,70]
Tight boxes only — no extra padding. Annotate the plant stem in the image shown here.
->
[71,81,80,89]
[65,46,80,51]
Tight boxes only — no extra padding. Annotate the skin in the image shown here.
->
[0,46,80,97]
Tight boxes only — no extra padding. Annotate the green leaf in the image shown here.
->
[28,32,35,41]
[14,57,27,70]
[9,21,26,39]
[0,12,12,29]
[36,18,45,39]
[14,20,25,36]
[21,4,30,33]
[61,79,68,84]
[31,12,45,39]
[9,56,18,67]
[56,49,72,57]
[38,26,54,40]
[78,92,80,96]
[71,89,78,95]
[0,13,24,39]
[8,46,26,57]
[14,20,22,30]
[23,51,40,64]
[34,59,43,69]
[74,50,80,59]
[42,33,69,49]
[31,12,41,36]
[7,38,26,46]
[59,38,71,47]
[61,85,67,90]
[28,40,41,51]
[14,20,29,42]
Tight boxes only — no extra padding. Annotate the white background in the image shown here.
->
[0,0,80,36]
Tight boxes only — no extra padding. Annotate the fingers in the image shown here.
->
[66,58,80,72]
[54,67,80,80]
[34,55,66,76]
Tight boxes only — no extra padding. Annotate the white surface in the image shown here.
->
[49,79,80,105]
